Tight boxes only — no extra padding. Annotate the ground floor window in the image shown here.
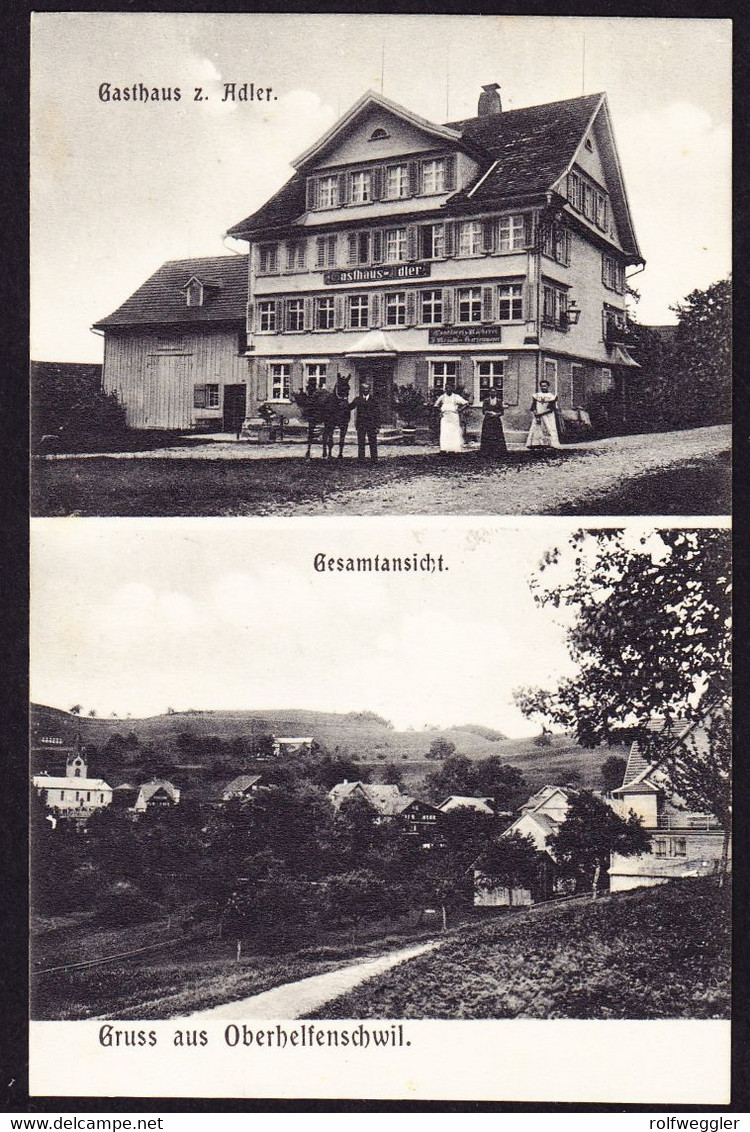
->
[474,358,505,403]
[305,361,328,389]
[571,363,585,406]
[430,359,459,393]
[269,363,291,401]
[543,359,558,392]
[653,837,687,858]
[205,384,220,409]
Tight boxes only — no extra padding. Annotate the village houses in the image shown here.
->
[95,83,642,437]
[32,736,113,818]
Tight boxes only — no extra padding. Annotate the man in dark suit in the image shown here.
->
[351,381,380,462]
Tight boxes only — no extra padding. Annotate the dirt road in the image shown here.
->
[183,941,438,1021]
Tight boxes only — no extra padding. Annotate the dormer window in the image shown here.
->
[184,278,204,307]
[369,127,389,141]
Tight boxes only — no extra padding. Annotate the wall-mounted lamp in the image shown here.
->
[566,299,582,326]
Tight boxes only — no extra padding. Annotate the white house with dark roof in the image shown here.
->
[131,779,181,814]
[609,711,728,892]
[227,84,643,433]
[94,255,249,432]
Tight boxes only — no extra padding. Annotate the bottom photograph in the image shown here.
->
[28,519,731,1100]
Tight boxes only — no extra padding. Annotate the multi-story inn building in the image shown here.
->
[95,83,643,433]
[226,84,643,433]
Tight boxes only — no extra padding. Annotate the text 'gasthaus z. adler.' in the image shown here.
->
[97,82,277,103]
[314,553,447,574]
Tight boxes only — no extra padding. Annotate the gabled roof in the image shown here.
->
[136,779,180,804]
[32,775,112,791]
[226,90,640,259]
[328,780,405,815]
[615,716,693,793]
[446,93,603,207]
[223,774,262,798]
[292,89,462,170]
[520,784,573,812]
[438,795,494,815]
[93,255,248,330]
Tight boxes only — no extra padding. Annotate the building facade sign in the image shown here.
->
[428,326,503,345]
[324,263,431,285]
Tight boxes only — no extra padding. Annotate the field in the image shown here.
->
[31,703,622,793]
[314,878,731,1020]
[30,908,452,1021]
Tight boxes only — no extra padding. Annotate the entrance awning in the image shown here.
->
[344,329,400,358]
[608,344,641,367]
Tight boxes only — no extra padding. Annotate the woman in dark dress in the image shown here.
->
[479,389,508,458]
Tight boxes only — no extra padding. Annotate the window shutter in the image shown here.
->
[348,232,358,265]
[255,359,268,402]
[406,291,417,326]
[193,384,207,409]
[525,283,535,319]
[327,234,337,267]
[338,173,348,205]
[304,297,313,331]
[372,230,383,263]
[482,285,494,322]
[298,242,307,269]
[371,167,382,201]
[443,221,454,257]
[408,160,420,196]
[602,254,607,285]
[246,301,255,334]
[444,153,456,191]
[370,293,381,327]
[306,177,317,211]
[442,288,453,324]
[414,357,429,395]
[276,299,284,332]
[483,217,495,254]
[334,295,345,329]
[291,360,303,391]
[524,214,534,248]
[406,226,418,261]
[316,237,326,268]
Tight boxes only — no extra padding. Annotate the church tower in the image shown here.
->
[66,732,87,779]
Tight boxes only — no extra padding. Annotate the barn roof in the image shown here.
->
[93,255,248,330]
[328,781,405,815]
[223,774,262,798]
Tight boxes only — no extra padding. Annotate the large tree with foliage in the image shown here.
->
[474,832,542,895]
[515,529,731,745]
[670,277,731,427]
[548,791,651,893]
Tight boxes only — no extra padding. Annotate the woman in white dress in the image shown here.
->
[435,385,468,453]
[526,379,562,450]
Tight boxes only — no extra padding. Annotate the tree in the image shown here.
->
[670,277,731,427]
[381,761,405,790]
[426,737,457,761]
[548,791,651,894]
[425,754,475,800]
[69,705,81,716]
[474,832,542,895]
[601,756,627,795]
[514,529,731,746]
[321,869,393,939]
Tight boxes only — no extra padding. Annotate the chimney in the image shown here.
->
[478,83,502,117]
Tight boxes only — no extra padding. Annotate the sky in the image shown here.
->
[30,14,731,362]
[30,520,585,735]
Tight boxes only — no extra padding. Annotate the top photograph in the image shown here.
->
[30,14,731,517]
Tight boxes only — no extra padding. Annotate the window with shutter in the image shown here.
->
[406,291,417,326]
[316,237,326,268]
[246,301,255,334]
[371,167,382,201]
[306,177,317,211]
[334,295,345,329]
[348,233,359,265]
[408,161,419,196]
[444,153,456,191]
[483,218,495,254]
[406,227,417,261]
[370,293,382,327]
[193,385,207,409]
[482,286,494,322]
[443,222,454,257]
[442,288,453,324]
[372,230,383,263]
[276,299,284,331]
[338,172,348,206]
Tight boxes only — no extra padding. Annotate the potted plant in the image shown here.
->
[394,384,428,444]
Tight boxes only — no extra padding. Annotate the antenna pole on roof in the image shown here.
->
[581,31,586,95]
[381,39,385,95]
[445,43,450,119]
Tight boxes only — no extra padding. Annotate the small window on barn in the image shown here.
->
[369,128,390,141]
[156,333,186,353]
[186,279,204,307]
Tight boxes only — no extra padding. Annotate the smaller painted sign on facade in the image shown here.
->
[428,326,503,345]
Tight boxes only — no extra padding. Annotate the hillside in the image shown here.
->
[314,878,730,1020]
[30,703,623,792]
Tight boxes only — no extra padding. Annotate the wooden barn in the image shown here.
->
[93,255,249,432]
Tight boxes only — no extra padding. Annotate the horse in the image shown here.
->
[294,381,327,459]
[322,374,352,459]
